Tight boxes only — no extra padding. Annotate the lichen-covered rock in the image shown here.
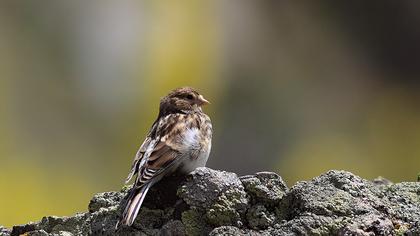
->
[382,182,420,224]
[178,167,248,209]
[284,179,374,217]
[181,209,211,236]
[26,230,49,236]
[241,172,288,205]
[3,168,420,236]
[405,222,420,236]
[204,187,248,227]
[270,213,352,235]
[210,226,272,236]
[88,191,125,213]
[338,213,394,236]
[38,214,89,235]
[178,167,249,227]
[10,223,37,236]
[160,220,185,236]
[209,226,244,236]
[246,204,275,230]
[87,206,120,235]
[276,170,420,235]
[0,226,10,236]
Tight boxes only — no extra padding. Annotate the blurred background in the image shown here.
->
[1,0,420,227]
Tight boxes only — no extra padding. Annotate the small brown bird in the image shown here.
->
[118,87,212,227]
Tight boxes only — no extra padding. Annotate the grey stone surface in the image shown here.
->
[161,220,185,236]
[241,172,288,206]
[88,191,125,213]
[0,226,11,236]
[3,168,420,236]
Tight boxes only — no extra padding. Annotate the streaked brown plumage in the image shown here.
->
[118,87,212,227]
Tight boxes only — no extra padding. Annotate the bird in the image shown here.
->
[118,87,212,227]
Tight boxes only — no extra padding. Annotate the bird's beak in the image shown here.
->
[198,95,210,105]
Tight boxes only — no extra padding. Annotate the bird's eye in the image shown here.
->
[186,94,194,100]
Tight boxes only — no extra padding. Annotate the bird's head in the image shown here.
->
[159,87,210,115]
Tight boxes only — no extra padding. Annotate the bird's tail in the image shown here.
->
[117,182,152,227]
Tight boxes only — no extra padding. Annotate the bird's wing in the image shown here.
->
[125,121,159,184]
[133,113,192,186]
[126,113,191,185]
[135,141,180,185]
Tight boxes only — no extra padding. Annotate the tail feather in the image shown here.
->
[119,182,153,227]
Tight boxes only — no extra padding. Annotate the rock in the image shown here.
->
[11,223,37,236]
[181,209,211,236]
[0,226,10,236]
[405,222,420,236]
[178,167,249,227]
[372,176,392,185]
[88,191,125,213]
[160,220,185,236]
[38,214,89,235]
[276,170,420,235]
[241,172,288,205]
[209,226,246,235]
[338,213,394,235]
[246,204,275,230]
[177,167,247,209]
[26,230,49,236]
[3,168,420,236]
[88,206,120,235]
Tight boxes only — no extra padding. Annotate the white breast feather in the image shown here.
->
[183,127,200,150]
[178,127,210,174]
